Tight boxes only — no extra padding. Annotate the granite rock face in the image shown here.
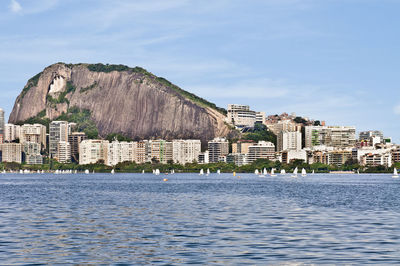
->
[9,63,231,142]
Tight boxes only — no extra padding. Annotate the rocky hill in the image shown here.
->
[9,63,231,142]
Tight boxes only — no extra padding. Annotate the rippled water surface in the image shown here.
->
[1,173,400,264]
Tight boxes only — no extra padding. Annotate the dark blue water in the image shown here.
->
[1,173,400,264]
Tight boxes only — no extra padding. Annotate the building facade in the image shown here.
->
[172,139,201,165]
[68,132,87,162]
[49,121,70,157]
[208,137,229,163]
[247,141,276,163]
[79,139,108,165]
[226,104,256,128]
[0,143,22,163]
[277,131,302,152]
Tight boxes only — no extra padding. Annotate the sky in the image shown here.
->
[0,0,399,142]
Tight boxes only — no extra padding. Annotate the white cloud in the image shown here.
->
[9,0,22,13]
[394,104,400,115]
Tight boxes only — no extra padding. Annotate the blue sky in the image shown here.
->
[0,0,399,142]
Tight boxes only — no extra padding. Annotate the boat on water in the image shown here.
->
[155,169,160,175]
[85,169,89,174]
[142,170,145,174]
[280,169,286,175]
[291,167,298,178]
[254,169,259,175]
[206,168,210,176]
[111,169,115,174]
[217,169,221,175]
[199,169,204,175]
[312,170,315,175]
[393,168,399,178]
[270,168,276,177]
[301,168,307,177]
[259,168,266,177]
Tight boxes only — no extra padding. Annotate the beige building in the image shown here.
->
[57,141,71,163]
[136,140,150,164]
[150,140,173,164]
[107,140,136,166]
[79,139,109,165]
[277,131,302,152]
[0,143,22,163]
[20,124,47,149]
[226,104,256,128]
[232,140,254,154]
[208,137,229,163]
[267,120,301,135]
[305,126,356,149]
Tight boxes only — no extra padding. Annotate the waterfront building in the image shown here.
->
[79,139,108,165]
[392,147,400,163]
[172,139,201,165]
[68,132,87,162]
[208,137,229,163]
[23,142,43,165]
[226,153,248,166]
[150,140,173,164]
[232,140,254,154]
[226,104,256,128]
[0,143,22,163]
[107,140,136,166]
[20,124,47,149]
[57,141,71,163]
[305,126,356,149]
[277,131,302,152]
[247,141,276,163]
[327,150,353,167]
[136,140,150,164]
[280,149,307,164]
[49,121,70,157]
[360,152,392,167]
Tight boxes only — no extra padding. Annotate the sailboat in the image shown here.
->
[357,169,360,175]
[142,170,145,174]
[111,169,115,174]
[199,169,204,175]
[85,169,89,174]
[206,168,210,176]
[155,169,160,175]
[280,169,286,175]
[217,169,221,175]
[270,168,276,177]
[259,168,266,177]
[312,170,315,175]
[301,168,307,177]
[291,167,298,178]
[254,169,259,175]
[393,168,399,178]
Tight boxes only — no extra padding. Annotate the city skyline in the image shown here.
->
[0,0,399,142]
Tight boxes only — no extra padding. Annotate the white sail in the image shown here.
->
[111,169,115,174]
[254,169,259,175]
[207,168,210,175]
[393,168,399,178]
[301,168,307,176]
[155,169,160,175]
[312,170,315,175]
[291,167,298,177]
[142,170,145,174]
[357,169,360,175]
[85,169,89,174]
[271,168,276,176]
[41,170,45,174]
[263,168,268,175]
[217,169,221,174]
[280,169,286,175]
[199,169,204,175]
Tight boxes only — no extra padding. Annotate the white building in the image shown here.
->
[305,126,356,149]
[107,140,136,166]
[226,104,256,128]
[277,131,302,152]
[226,153,248,166]
[172,139,201,165]
[49,121,70,157]
[57,141,71,163]
[247,141,276,163]
[23,142,43,165]
[79,139,109,165]
[4,124,21,142]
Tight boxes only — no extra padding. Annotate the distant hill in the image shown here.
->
[9,63,231,142]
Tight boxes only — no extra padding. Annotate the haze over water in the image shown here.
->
[1,173,400,264]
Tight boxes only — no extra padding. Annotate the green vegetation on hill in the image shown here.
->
[106,133,132,142]
[46,81,76,105]
[241,123,277,146]
[86,63,227,115]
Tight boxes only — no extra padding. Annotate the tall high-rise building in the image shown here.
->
[4,124,20,142]
[57,141,71,163]
[0,108,4,143]
[172,139,201,165]
[23,142,43,165]
[150,140,173,164]
[107,140,136,166]
[277,131,302,152]
[68,132,87,162]
[208,137,229,163]
[49,121,69,157]
[232,140,254,154]
[136,140,150,164]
